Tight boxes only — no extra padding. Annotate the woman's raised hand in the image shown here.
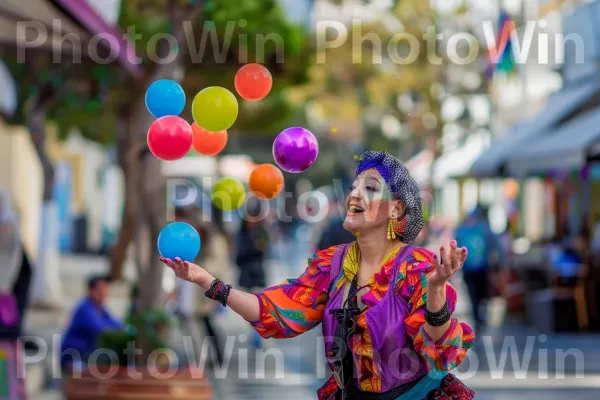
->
[160,257,213,289]
[428,240,467,288]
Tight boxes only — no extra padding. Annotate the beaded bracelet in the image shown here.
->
[425,300,451,327]
[205,279,222,298]
[205,279,232,307]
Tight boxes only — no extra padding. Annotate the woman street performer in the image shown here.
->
[162,151,475,399]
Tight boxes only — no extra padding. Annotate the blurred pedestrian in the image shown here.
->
[0,188,29,398]
[454,205,503,333]
[174,206,230,365]
[236,197,269,347]
[61,275,123,370]
[236,199,268,291]
[496,226,525,318]
[498,226,514,269]
[0,189,29,336]
[544,234,563,267]
[263,206,283,259]
[589,218,600,329]
[196,211,231,364]
[550,234,587,288]
[592,218,600,262]
[0,189,21,299]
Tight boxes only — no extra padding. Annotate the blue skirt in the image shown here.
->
[396,370,448,399]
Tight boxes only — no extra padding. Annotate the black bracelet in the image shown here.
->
[425,300,451,327]
[222,284,232,306]
[205,279,232,307]
[205,279,221,299]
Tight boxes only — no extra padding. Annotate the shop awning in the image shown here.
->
[0,1,85,52]
[433,133,487,185]
[507,107,600,176]
[0,0,141,78]
[470,79,600,177]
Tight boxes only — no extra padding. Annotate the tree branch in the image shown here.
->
[132,3,205,98]
[125,3,205,143]
[26,85,62,201]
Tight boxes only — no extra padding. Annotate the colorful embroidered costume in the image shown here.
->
[248,151,474,399]
[251,243,475,399]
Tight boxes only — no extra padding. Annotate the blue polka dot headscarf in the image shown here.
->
[356,150,424,243]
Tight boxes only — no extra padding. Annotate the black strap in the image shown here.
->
[331,276,424,399]
[345,376,422,399]
[330,276,362,398]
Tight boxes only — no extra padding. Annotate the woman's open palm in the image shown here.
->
[160,257,207,285]
[428,240,467,288]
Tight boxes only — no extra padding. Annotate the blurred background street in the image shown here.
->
[1,0,600,399]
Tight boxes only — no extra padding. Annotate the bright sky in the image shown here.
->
[311,0,394,24]
[85,0,121,25]
[278,0,314,25]
[312,0,500,22]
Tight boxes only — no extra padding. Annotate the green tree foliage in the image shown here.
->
[0,0,313,144]
[288,0,448,157]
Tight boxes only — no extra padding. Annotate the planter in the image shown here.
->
[63,365,213,399]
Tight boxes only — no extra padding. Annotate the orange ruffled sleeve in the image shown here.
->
[250,246,335,339]
[398,248,475,371]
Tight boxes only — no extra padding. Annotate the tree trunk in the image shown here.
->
[105,2,204,358]
[138,152,167,311]
[27,90,63,309]
[109,117,141,280]
[107,182,137,280]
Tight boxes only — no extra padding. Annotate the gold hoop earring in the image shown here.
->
[387,219,397,240]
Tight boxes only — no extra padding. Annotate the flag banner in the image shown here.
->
[485,11,517,79]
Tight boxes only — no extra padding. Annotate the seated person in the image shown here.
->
[550,240,585,288]
[61,275,123,370]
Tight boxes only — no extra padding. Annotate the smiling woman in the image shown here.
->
[344,168,403,237]
[163,150,475,400]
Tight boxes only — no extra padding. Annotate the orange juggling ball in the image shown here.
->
[191,123,228,156]
[234,63,273,101]
[249,164,284,200]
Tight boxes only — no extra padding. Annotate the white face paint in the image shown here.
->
[342,168,403,236]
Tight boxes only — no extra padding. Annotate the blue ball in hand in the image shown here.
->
[157,222,201,262]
